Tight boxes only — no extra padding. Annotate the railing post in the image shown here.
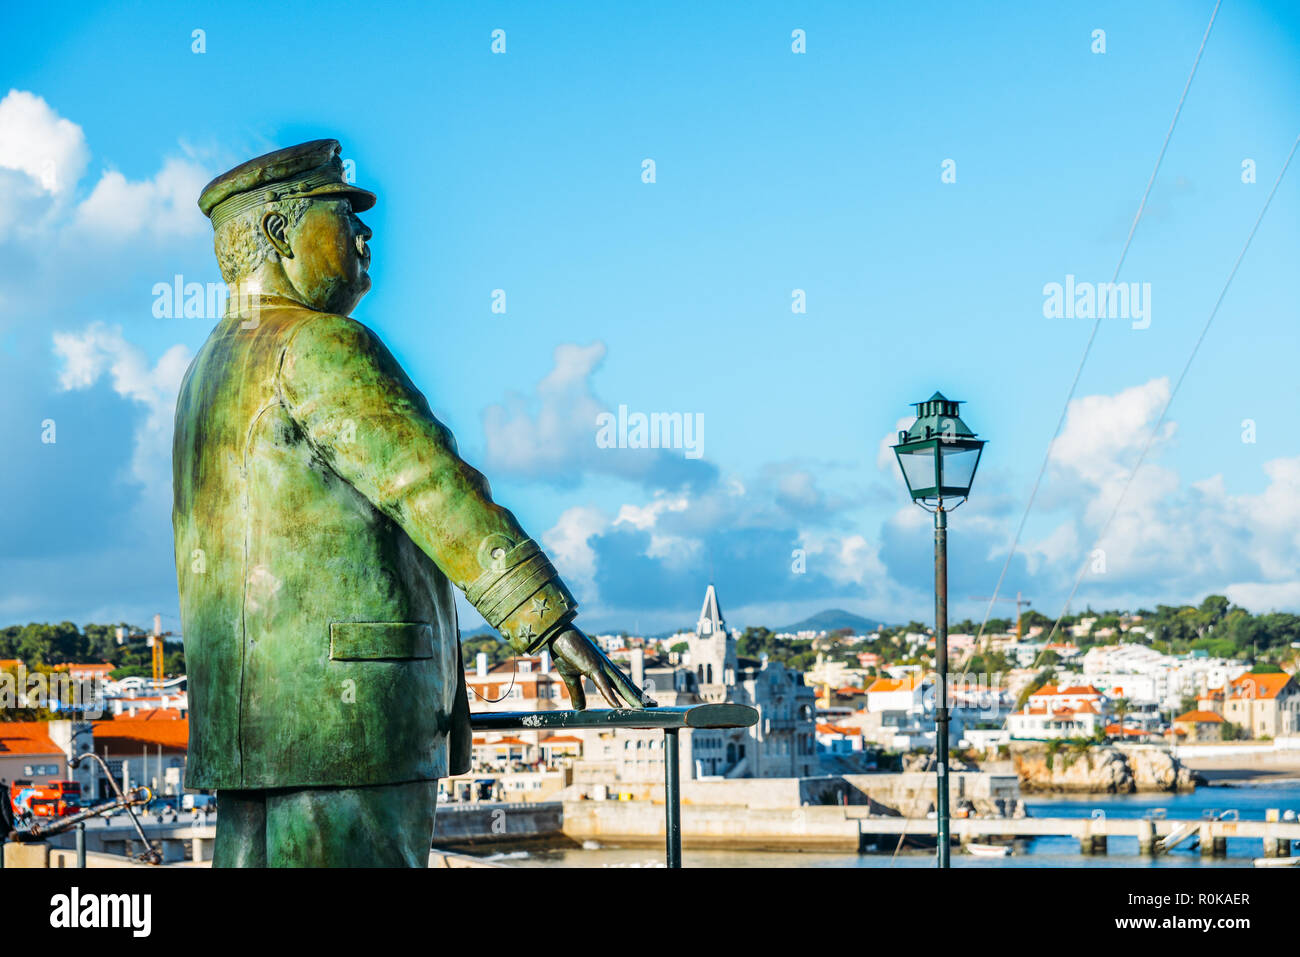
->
[664,728,681,868]
[76,821,86,868]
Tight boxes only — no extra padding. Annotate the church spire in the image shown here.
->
[698,583,725,637]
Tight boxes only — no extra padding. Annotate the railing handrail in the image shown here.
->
[468,703,758,732]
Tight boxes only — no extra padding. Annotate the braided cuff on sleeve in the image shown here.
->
[466,538,577,654]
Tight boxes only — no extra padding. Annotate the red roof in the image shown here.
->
[1104,724,1147,737]
[53,662,114,675]
[1229,673,1294,700]
[0,722,62,755]
[866,675,920,693]
[1032,684,1101,698]
[817,723,857,735]
[90,716,188,750]
[1174,710,1225,724]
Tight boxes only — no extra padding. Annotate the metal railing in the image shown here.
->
[469,703,758,867]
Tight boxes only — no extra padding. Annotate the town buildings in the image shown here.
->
[448,582,820,800]
[1007,684,1109,740]
[0,712,188,801]
[1197,672,1300,739]
[1172,709,1225,743]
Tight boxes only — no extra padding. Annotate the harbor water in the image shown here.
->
[472,781,1300,868]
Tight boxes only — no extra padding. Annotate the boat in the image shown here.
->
[966,843,1011,857]
[1253,857,1300,868]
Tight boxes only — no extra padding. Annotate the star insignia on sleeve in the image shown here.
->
[530,596,550,618]
[517,623,535,642]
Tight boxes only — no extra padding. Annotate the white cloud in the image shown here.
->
[1004,377,1300,611]
[0,89,211,242]
[877,416,913,472]
[1224,581,1300,614]
[53,322,191,501]
[796,530,888,587]
[1018,520,1079,575]
[481,341,714,489]
[484,341,609,475]
[0,89,88,196]
[1051,378,1175,487]
[75,156,210,239]
[775,468,820,509]
[614,496,689,531]
[542,504,610,597]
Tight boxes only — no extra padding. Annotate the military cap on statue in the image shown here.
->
[198,138,376,229]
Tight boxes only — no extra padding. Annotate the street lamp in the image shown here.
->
[892,391,986,868]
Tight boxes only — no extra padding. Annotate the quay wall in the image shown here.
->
[561,800,865,850]
[433,801,565,846]
[562,771,1019,814]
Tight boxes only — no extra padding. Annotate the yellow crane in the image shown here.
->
[149,614,164,691]
[968,592,1033,642]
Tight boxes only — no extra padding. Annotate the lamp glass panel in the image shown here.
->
[897,444,938,495]
[939,444,981,494]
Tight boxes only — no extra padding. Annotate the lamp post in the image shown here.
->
[892,392,986,868]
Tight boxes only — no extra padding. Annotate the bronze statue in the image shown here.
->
[173,139,652,867]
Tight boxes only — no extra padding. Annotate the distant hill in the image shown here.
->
[775,609,885,634]
[464,607,887,641]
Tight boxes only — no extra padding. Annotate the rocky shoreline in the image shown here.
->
[1009,744,1198,793]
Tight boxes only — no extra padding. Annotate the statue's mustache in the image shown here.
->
[355,235,368,257]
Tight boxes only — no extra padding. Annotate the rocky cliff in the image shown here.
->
[1012,745,1197,793]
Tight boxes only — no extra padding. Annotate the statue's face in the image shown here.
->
[281,199,372,316]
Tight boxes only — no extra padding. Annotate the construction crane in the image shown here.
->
[149,613,164,691]
[969,591,1034,641]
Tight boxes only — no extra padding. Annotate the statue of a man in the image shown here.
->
[173,139,651,867]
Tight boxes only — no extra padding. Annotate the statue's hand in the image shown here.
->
[549,626,657,710]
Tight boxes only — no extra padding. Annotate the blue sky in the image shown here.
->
[1,0,1297,636]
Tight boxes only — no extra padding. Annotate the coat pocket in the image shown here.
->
[329,621,435,661]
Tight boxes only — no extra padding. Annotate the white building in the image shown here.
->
[686,585,818,778]
[1008,684,1109,740]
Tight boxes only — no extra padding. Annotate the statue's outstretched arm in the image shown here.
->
[278,313,575,656]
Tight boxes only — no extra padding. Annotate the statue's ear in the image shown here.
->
[261,211,293,260]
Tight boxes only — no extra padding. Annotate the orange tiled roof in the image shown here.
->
[866,675,919,694]
[1174,710,1225,724]
[1229,673,1294,700]
[0,722,62,755]
[90,716,188,750]
[1031,684,1101,698]
[1104,724,1147,737]
[53,662,114,674]
[817,723,857,735]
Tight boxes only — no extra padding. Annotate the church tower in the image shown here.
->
[689,583,736,701]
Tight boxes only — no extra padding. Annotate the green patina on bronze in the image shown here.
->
[173,140,651,831]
